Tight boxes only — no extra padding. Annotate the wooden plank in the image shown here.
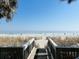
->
[27,47,37,59]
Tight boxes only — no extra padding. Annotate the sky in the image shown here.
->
[0,0,79,32]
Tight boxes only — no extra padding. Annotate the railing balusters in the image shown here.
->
[48,37,79,59]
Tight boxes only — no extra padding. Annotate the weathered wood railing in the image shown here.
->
[0,38,35,59]
[48,38,79,59]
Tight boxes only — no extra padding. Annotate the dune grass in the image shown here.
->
[0,36,32,46]
[51,36,79,46]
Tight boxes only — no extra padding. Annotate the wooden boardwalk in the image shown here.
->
[27,47,37,59]
[27,48,54,59]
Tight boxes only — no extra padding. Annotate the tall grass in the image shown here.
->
[0,36,32,46]
[51,36,79,46]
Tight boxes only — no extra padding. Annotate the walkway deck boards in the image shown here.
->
[34,48,53,59]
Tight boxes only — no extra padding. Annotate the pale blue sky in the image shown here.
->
[0,0,79,32]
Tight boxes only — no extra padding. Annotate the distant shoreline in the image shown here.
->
[0,31,79,34]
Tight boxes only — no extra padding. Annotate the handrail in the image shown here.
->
[23,38,35,50]
[48,38,58,47]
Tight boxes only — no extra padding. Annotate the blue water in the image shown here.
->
[0,31,79,34]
